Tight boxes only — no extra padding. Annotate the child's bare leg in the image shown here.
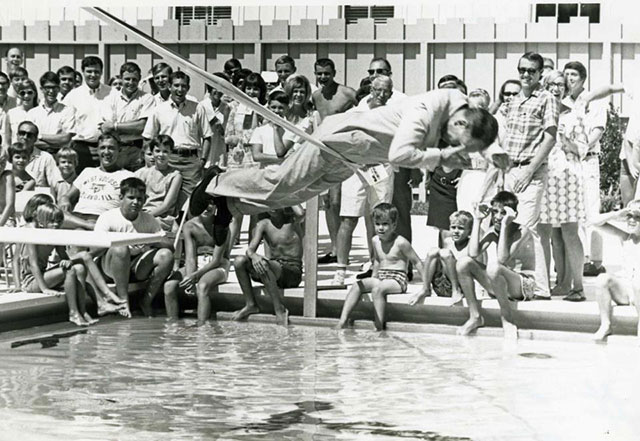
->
[75,251,126,306]
[336,278,378,328]
[593,274,632,341]
[232,255,260,320]
[372,280,402,331]
[456,256,491,335]
[71,263,97,324]
[260,261,287,326]
[195,267,227,326]
[102,246,132,318]
[439,249,462,305]
[139,249,174,317]
[486,262,523,340]
[62,267,88,326]
[409,249,438,305]
[164,275,181,321]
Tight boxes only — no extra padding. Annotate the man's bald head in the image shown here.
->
[369,74,393,108]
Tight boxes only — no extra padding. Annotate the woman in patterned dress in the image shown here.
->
[537,71,586,299]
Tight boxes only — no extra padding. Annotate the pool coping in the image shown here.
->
[0,284,637,344]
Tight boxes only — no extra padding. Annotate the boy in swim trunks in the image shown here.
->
[164,195,231,326]
[455,191,549,339]
[231,207,303,326]
[336,203,425,331]
[591,200,640,341]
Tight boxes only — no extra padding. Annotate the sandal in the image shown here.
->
[563,290,586,302]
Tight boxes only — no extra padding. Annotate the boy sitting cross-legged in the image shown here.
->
[163,193,232,326]
[93,177,174,318]
[336,203,425,331]
[591,200,640,342]
[231,207,304,326]
[456,191,549,339]
[409,210,476,306]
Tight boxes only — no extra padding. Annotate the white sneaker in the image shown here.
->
[331,271,346,286]
[359,261,372,272]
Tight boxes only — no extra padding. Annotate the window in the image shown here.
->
[175,6,232,26]
[535,3,600,23]
[344,5,395,24]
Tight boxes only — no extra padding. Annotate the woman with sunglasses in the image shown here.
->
[3,79,38,150]
[537,70,587,302]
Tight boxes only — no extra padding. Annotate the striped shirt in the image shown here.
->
[502,84,559,164]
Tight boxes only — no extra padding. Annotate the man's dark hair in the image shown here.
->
[464,107,499,150]
[9,67,28,80]
[268,90,289,107]
[120,61,142,78]
[563,61,588,81]
[370,57,391,72]
[224,58,242,72]
[152,62,172,77]
[56,65,76,77]
[372,203,399,224]
[81,56,104,72]
[169,70,190,85]
[519,52,544,71]
[437,74,459,88]
[0,72,9,83]
[314,58,336,72]
[18,120,39,137]
[98,133,120,146]
[491,191,519,211]
[120,177,146,197]
[455,79,468,95]
[39,71,60,87]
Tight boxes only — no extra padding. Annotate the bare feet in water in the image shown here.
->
[501,318,518,340]
[118,304,132,318]
[97,302,124,316]
[275,307,289,327]
[458,316,485,336]
[105,291,127,305]
[140,294,154,317]
[83,313,99,325]
[593,325,612,342]
[231,305,260,321]
[69,313,90,326]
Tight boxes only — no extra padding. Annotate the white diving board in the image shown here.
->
[0,227,165,248]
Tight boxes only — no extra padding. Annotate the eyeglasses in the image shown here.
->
[503,91,519,97]
[548,82,566,89]
[371,87,392,96]
[518,67,540,76]
[17,130,37,138]
[368,68,390,75]
[19,90,35,96]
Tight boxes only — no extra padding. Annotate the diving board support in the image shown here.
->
[303,197,319,318]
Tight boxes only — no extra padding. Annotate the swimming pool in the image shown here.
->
[0,319,638,440]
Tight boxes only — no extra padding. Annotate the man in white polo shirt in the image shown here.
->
[100,61,155,171]
[63,56,112,173]
[28,71,76,155]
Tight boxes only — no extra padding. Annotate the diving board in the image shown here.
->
[0,228,165,248]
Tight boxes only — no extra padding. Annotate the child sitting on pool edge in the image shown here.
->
[336,203,425,331]
[231,207,304,326]
[455,191,549,339]
[409,210,477,306]
[591,200,640,341]
[163,191,231,326]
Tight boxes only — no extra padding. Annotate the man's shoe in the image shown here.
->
[318,253,338,264]
[583,261,606,277]
[356,269,373,280]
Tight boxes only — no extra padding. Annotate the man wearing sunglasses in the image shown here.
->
[501,52,559,227]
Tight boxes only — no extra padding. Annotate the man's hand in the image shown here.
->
[440,145,472,169]
[179,271,199,289]
[59,260,72,270]
[59,200,72,212]
[502,206,517,226]
[491,152,511,170]
[251,255,270,277]
[99,121,115,134]
[474,203,491,220]
[512,168,534,193]
[409,169,424,187]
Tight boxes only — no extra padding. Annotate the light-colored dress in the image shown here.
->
[539,111,586,225]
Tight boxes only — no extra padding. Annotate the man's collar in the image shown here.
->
[170,98,186,108]
[120,89,141,102]
[41,101,59,111]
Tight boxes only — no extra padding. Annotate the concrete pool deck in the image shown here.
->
[1,215,637,340]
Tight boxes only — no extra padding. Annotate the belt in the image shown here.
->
[512,159,531,167]
[173,148,199,158]
[584,151,599,159]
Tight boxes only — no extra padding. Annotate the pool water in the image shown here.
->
[0,319,638,441]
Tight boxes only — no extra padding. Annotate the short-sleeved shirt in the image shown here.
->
[502,84,559,163]
[63,83,112,143]
[134,166,181,212]
[142,98,212,150]
[101,89,155,143]
[72,167,135,216]
[562,90,607,154]
[249,124,277,159]
[27,102,76,141]
[25,149,65,189]
[94,208,162,255]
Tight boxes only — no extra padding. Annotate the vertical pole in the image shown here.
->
[303,196,319,317]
